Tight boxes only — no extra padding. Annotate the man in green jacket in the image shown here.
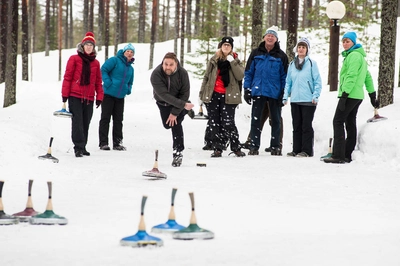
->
[324,31,379,164]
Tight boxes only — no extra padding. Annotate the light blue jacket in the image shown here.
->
[283,56,322,104]
[101,49,134,99]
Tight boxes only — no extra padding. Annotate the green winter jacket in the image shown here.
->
[339,44,375,99]
[199,53,244,105]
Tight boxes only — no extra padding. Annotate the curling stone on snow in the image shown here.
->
[151,188,185,233]
[12,179,39,222]
[120,195,163,247]
[29,181,68,225]
[0,181,19,225]
[173,192,214,240]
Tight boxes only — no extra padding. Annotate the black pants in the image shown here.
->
[205,92,240,151]
[99,94,125,147]
[290,103,316,156]
[250,96,282,150]
[245,100,283,149]
[332,98,362,160]
[204,104,228,147]
[68,96,94,152]
[157,102,187,152]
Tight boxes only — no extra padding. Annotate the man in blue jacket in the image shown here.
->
[243,26,289,156]
[99,43,135,151]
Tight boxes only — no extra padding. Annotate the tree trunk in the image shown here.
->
[0,1,7,84]
[105,0,110,59]
[64,0,69,48]
[186,0,192,52]
[83,0,88,33]
[180,0,186,66]
[251,0,263,49]
[138,0,146,43]
[68,0,73,48]
[45,0,50,56]
[98,0,104,51]
[286,0,298,63]
[194,0,200,37]
[149,0,158,69]
[58,0,63,81]
[114,0,121,55]
[4,0,18,107]
[89,0,94,32]
[174,0,180,54]
[21,0,29,81]
[378,0,398,107]
[220,0,228,37]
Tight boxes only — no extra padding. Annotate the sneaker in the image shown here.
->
[211,150,222,158]
[229,150,246,157]
[202,144,213,151]
[172,152,183,167]
[82,149,91,156]
[75,150,83,157]
[287,151,297,157]
[323,157,345,164]
[270,147,282,156]
[100,145,111,151]
[296,152,310,157]
[264,147,272,152]
[248,149,259,156]
[113,145,126,151]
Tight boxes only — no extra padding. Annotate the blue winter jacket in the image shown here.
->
[101,49,134,99]
[283,56,322,103]
[243,41,288,99]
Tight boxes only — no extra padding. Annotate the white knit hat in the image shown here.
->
[263,25,279,39]
[293,37,311,55]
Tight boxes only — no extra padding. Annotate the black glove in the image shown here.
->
[96,100,102,108]
[338,92,348,111]
[62,97,68,103]
[368,92,379,108]
[244,89,252,105]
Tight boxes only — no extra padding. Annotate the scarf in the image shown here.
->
[78,52,96,86]
[294,57,306,70]
[218,59,231,87]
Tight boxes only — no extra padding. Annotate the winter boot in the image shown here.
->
[270,147,282,156]
[211,150,222,158]
[172,151,183,167]
[229,150,246,157]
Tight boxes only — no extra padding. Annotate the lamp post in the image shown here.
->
[326,1,346,92]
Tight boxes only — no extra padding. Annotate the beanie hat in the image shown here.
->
[294,37,311,55]
[263,25,279,39]
[123,43,135,54]
[220,36,234,49]
[342,31,357,45]
[81,32,96,46]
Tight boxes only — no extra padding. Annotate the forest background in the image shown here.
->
[0,0,398,110]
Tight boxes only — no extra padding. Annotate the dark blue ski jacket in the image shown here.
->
[243,41,288,99]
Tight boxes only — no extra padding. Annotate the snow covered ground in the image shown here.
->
[0,23,399,266]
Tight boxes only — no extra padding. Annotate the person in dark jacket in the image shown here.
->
[324,31,378,164]
[61,32,104,157]
[150,52,194,167]
[98,43,135,151]
[199,36,245,158]
[243,26,289,156]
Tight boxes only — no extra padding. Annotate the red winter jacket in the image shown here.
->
[62,52,104,102]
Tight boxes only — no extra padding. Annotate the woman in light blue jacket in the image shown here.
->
[283,37,322,157]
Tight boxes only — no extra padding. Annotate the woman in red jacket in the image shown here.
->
[61,32,104,157]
